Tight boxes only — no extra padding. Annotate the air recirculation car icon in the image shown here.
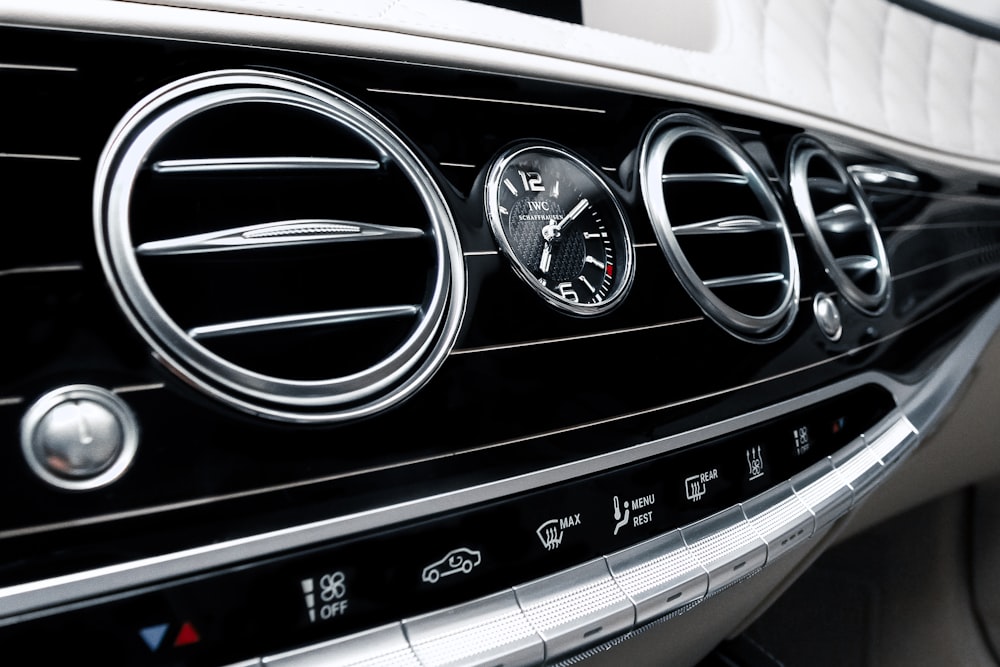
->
[421,547,483,583]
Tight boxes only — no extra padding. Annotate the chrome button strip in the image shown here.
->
[245,416,932,667]
[605,529,708,624]
[682,506,767,594]
[741,484,814,563]
[403,590,542,667]
[513,559,634,661]
[262,623,421,667]
[791,458,852,529]
[865,416,918,466]
[830,438,883,501]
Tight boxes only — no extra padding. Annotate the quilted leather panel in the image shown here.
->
[125,0,1000,164]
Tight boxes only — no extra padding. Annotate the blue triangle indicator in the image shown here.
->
[139,623,170,652]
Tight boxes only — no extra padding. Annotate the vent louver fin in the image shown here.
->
[789,136,891,316]
[639,113,800,343]
[95,71,465,423]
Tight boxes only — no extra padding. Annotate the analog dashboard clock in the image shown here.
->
[485,144,636,315]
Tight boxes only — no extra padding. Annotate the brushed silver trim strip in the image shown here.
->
[883,222,1000,232]
[112,383,166,394]
[0,152,80,161]
[463,250,498,257]
[439,161,476,169]
[891,244,1000,281]
[0,263,83,278]
[0,397,24,407]
[366,87,605,114]
[450,318,703,355]
[0,62,76,72]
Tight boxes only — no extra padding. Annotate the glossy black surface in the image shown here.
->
[1,26,1000,594]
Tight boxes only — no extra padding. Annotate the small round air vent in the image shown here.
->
[94,71,465,423]
[639,113,799,342]
[788,135,890,315]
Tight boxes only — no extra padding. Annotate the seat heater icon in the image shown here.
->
[421,547,482,584]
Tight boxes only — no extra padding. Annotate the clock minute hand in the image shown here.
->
[554,197,589,232]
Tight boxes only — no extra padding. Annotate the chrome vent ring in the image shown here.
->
[788,135,890,315]
[94,71,465,423]
[640,113,799,342]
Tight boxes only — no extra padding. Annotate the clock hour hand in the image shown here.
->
[539,241,553,275]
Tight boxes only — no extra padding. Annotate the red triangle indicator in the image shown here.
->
[173,622,201,647]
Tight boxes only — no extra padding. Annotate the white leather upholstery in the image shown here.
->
[77,0,1000,166]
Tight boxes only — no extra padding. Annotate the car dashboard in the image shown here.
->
[5,1,1000,666]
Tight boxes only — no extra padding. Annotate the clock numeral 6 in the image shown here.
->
[556,282,580,302]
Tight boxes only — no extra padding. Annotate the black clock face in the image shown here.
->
[485,145,635,316]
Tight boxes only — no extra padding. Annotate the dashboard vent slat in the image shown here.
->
[807,176,848,195]
[95,70,465,422]
[789,136,891,315]
[135,219,424,256]
[672,216,782,236]
[152,156,382,174]
[187,305,420,340]
[662,172,749,185]
[703,272,787,289]
[815,203,866,234]
[640,112,799,342]
[835,255,880,274]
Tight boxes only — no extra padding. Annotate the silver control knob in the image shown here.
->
[813,293,843,342]
[21,385,139,490]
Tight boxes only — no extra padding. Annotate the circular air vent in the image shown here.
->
[788,136,890,316]
[94,71,465,423]
[639,113,799,342]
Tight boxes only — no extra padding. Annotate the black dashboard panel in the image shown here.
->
[3,22,1000,667]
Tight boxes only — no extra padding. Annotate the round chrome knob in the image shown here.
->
[813,293,843,342]
[21,385,138,490]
